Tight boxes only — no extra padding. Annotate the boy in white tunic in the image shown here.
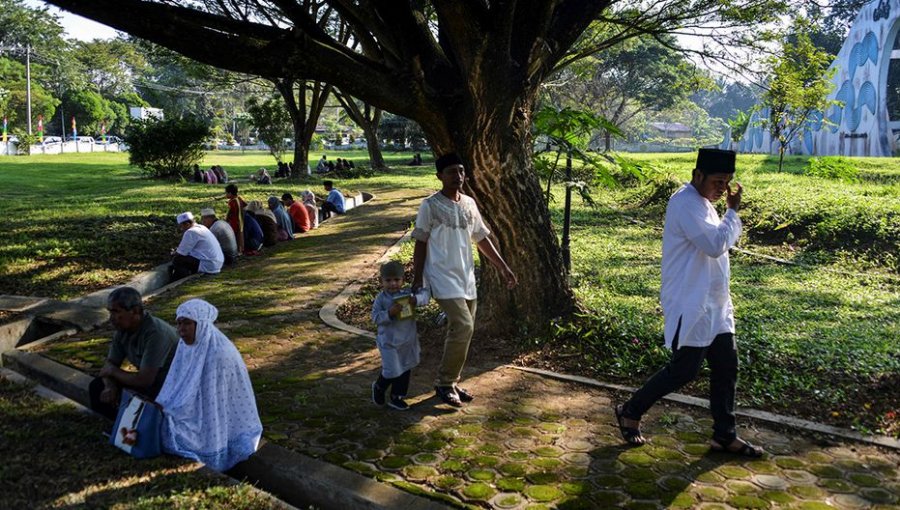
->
[615,148,764,458]
[412,153,517,408]
[371,261,430,410]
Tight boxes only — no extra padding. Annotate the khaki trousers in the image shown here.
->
[435,298,477,386]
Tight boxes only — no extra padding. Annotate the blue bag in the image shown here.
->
[110,389,163,459]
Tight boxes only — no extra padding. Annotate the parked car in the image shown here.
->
[96,135,124,145]
[66,136,95,144]
[42,136,62,145]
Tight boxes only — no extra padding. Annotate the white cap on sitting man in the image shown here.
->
[176,211,194,224]
[200,208,216,218]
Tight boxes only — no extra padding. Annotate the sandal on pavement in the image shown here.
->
[614,404,646,445]
[709,438,765,458]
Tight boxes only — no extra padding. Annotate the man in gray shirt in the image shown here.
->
[88,287,179,420]
[200,207,238,265]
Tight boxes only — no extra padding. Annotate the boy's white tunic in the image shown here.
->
[412,192,491,300]
[661,184,742,350]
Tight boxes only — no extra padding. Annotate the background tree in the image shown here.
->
[126,117,210,179]
[761,18,837,172]
[548,31,708,151]
[333,89,385,170]
[246,94,292,163]
[45,0,788,336]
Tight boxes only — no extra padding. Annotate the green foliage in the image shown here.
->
[727,110,751,142]
[761,18,838,171]
[246,95,292,162]
[11,130,38,155]
[126,117,210,179]
[0,57,59,128]
[804,156,859,182]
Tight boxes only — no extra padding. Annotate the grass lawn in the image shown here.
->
[541,153,900,436]
[0,373,279,509]
[0,149,428,299]
[4,150,898,436]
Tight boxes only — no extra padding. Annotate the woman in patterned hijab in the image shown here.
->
[155,299,263,471]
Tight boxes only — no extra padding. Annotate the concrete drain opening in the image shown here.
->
[0,317,74,363]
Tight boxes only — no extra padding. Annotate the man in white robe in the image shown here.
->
[615,148,763,458]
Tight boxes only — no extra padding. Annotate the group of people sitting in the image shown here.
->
[315,155,355,174]
[407,153,423,166]
[168,181,347,282]
[90,287,261,472]
[192,164,228,184]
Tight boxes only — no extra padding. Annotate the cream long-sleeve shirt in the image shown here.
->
[660,184,742,349]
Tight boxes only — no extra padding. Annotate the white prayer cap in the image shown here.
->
[176,211,194,224]
[200,208,216,217]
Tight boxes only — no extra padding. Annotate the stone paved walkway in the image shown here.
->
[36,185,900,509]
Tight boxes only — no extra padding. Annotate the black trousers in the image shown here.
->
[169,254,200,281]
[88,376,164,421]
[321,201,344,219]
[622,327,738,443]
[375,370,411,398]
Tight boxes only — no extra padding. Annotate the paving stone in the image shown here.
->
[783,469,818,484]
[753,474,789,490]
[832,493,874,509]
[561,452,592,465]
[490,492,524,509]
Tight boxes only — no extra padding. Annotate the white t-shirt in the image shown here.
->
[176,224,225,274]
[412,192,490,300]
[660,184,742,349]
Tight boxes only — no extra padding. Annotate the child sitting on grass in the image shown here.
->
[371,261,430,410]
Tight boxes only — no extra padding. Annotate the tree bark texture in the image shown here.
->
[45,0,612,336]
[275,78,332,178]
[333,89,386,170]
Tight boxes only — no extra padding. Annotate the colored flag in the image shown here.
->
[71,116,77,139]
[37,115,43,143]
[100,121,107,143]
[2,117,6,144]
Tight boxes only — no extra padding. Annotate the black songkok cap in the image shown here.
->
[435,153,464,173]
[696,148,736,175]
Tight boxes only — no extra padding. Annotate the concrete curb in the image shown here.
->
[507,364,900,451]
[318,220,412,340]
[1,343,452,510]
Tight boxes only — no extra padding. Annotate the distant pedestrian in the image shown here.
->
[411,153,517,408]
[614,148,763,458]
[371,261,430,411]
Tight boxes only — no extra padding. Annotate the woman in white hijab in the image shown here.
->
[301,190,319,229]
[155,299,263,471]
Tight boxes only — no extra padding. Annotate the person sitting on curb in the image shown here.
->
[321,180,345,219]
[267,196,295,241]
[224,184,246,254]
[199,208,239,266]
[281,192,311,233]
[170,212,224,282]
[89,287,179,420]
[301,190,319,229]
[246,200,279,247]
[156,298,263,472]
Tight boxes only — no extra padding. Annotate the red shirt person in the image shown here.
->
[281,193,310,233]
[225,184,247,253]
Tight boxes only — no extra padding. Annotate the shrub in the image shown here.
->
[804,156,859,182]
[126,117,210,179]
[12,131,40,155]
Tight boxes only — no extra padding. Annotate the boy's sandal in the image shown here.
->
[709,438,765,458]
[614,404,646,445]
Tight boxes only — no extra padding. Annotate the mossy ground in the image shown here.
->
[10,152,900,508]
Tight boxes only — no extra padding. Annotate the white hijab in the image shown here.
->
[155,299,262,471]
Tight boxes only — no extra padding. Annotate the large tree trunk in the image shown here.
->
[275,79,333,178]
[363,124,386,170]
[423,93,574,336]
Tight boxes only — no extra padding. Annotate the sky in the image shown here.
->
[27,1,118,41]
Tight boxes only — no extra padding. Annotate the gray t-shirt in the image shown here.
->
[107,313,178,381]
[210,219,238,258]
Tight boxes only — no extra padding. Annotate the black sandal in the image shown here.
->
[709,438,765,458]
[614,404,646,445]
